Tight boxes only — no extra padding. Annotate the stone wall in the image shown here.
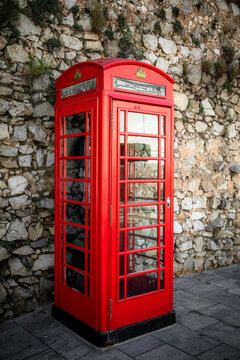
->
[0,0,240,320]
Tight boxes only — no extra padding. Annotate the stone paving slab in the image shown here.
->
[0,264,239,360]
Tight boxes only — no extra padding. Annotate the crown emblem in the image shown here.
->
[74,69,81,81]
[136,67,146,79]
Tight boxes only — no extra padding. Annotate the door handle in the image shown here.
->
[167,197,171,208]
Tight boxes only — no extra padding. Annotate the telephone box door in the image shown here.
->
[110,100,173,329]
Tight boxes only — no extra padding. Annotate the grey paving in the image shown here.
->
[0,264,239,360]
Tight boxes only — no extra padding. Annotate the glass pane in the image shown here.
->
[87,112,91,132]
[161,183,165,201]
[128,160,158,179]
[120,111,125,132]
[160,270,164,289]
[87,183,90,203]
[127,205,158,228]
[160,248,164,267]
[66,225,85,248]
[161,138,165,157]
[87,230,90,250]
[65,181,85,202]
[67,136,85,157]
[66,267,84,293]
[66,246,85,271]
[119,255,124,276]
[120,135,125,156]
[119,231,125,252]
[161,116,165,135]
[120,207,125,228]
[87,207,90,226]
[62,159,85,179]
[127,272,158,298]
[128,136,158,157]
[160,205,164,223]
[127,183,158,203]
[127,250,158,274]
[120,159,125,180]
[127,228,158,250]
[161,161,165,179]
[66,113,86,135]
[87,136,91,156]
[88,160,91,179]
[128,113,158,134]
[119,278,124,300]
[88,253,90,273]
[160,227,164,246]
[87,276,90,296]
[120,183,125,204]
[66,203,85,225]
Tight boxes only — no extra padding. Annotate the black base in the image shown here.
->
[52,305,176,347]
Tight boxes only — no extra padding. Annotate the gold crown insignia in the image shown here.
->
[136,67,146,79]
[74,69,81,81]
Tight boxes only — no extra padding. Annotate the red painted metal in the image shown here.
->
[54,58,174,333]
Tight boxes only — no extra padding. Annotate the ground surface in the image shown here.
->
[1,264,240,360]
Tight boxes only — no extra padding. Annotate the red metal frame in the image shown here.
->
[54,58,174,333]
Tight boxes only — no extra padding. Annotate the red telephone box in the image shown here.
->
[52,58,175,346]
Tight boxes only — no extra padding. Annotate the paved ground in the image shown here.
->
[1,264,240,360]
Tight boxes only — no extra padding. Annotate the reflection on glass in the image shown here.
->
[161,161,165,180]
[67,136,85,157]
[160,205,164,223]
[119,255,124,276]
[65,181,85,202]
[127,183,158,203]
[127,227,158,250]
[66,246,85,271]
[120,159,125,180]
[120,183,125,204]
[66,225,85,248]
[119,231,125,252]
[160,270,164,289]
[120,207,125,228]
[127,250,158,274]
[160,226,164,246]
[161,116,165,135]
[66,203,85,225]
[66,113,86,135]
[127,272,158,298]
[160,248,164,267]
[128,137,158,157]
[120,135,125,156]
[62,159,85,179]
[120,111,125,132]
[66,267,84,293]
[119,278,124,300]
[128,160,158,179]
[161,138,165,157]
[127,205,158,228]
[128,113,158,134]
[161,183,165,201]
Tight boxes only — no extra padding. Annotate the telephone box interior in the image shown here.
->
[52,58,175,346]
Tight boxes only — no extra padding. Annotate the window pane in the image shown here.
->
[119,255,124,276]
[127,228,158,250]
[161,161,165,180]
[128,160,158,179]
[120,183,125,204]
[161,138,165,157]
[160,248,164,267]
[65,181,85,202]
[160,270,164,289]
[119,231,125,252]
[120,159,125,180]
[127,205,158,228]
[160,205,165,224]
[120,111,125,132]
[127,183,158,203]
[127,250,158,274]
[128,136,158,157]
[161,116,165,135]
[161,183,165,201]
[120,135,125,156]
[128,113,158,134]
[120,207,125,228]
[119,278,124,300]
[62,159,85,179]
[160,227,164,246]
[67,136,85,157]
[66,203,85,225]
[66,113,86,135]
[66,225,85,248]
[127,272,158,298]
[87,112,91,132]
[66,267,84,294]
[66,246,85,271]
